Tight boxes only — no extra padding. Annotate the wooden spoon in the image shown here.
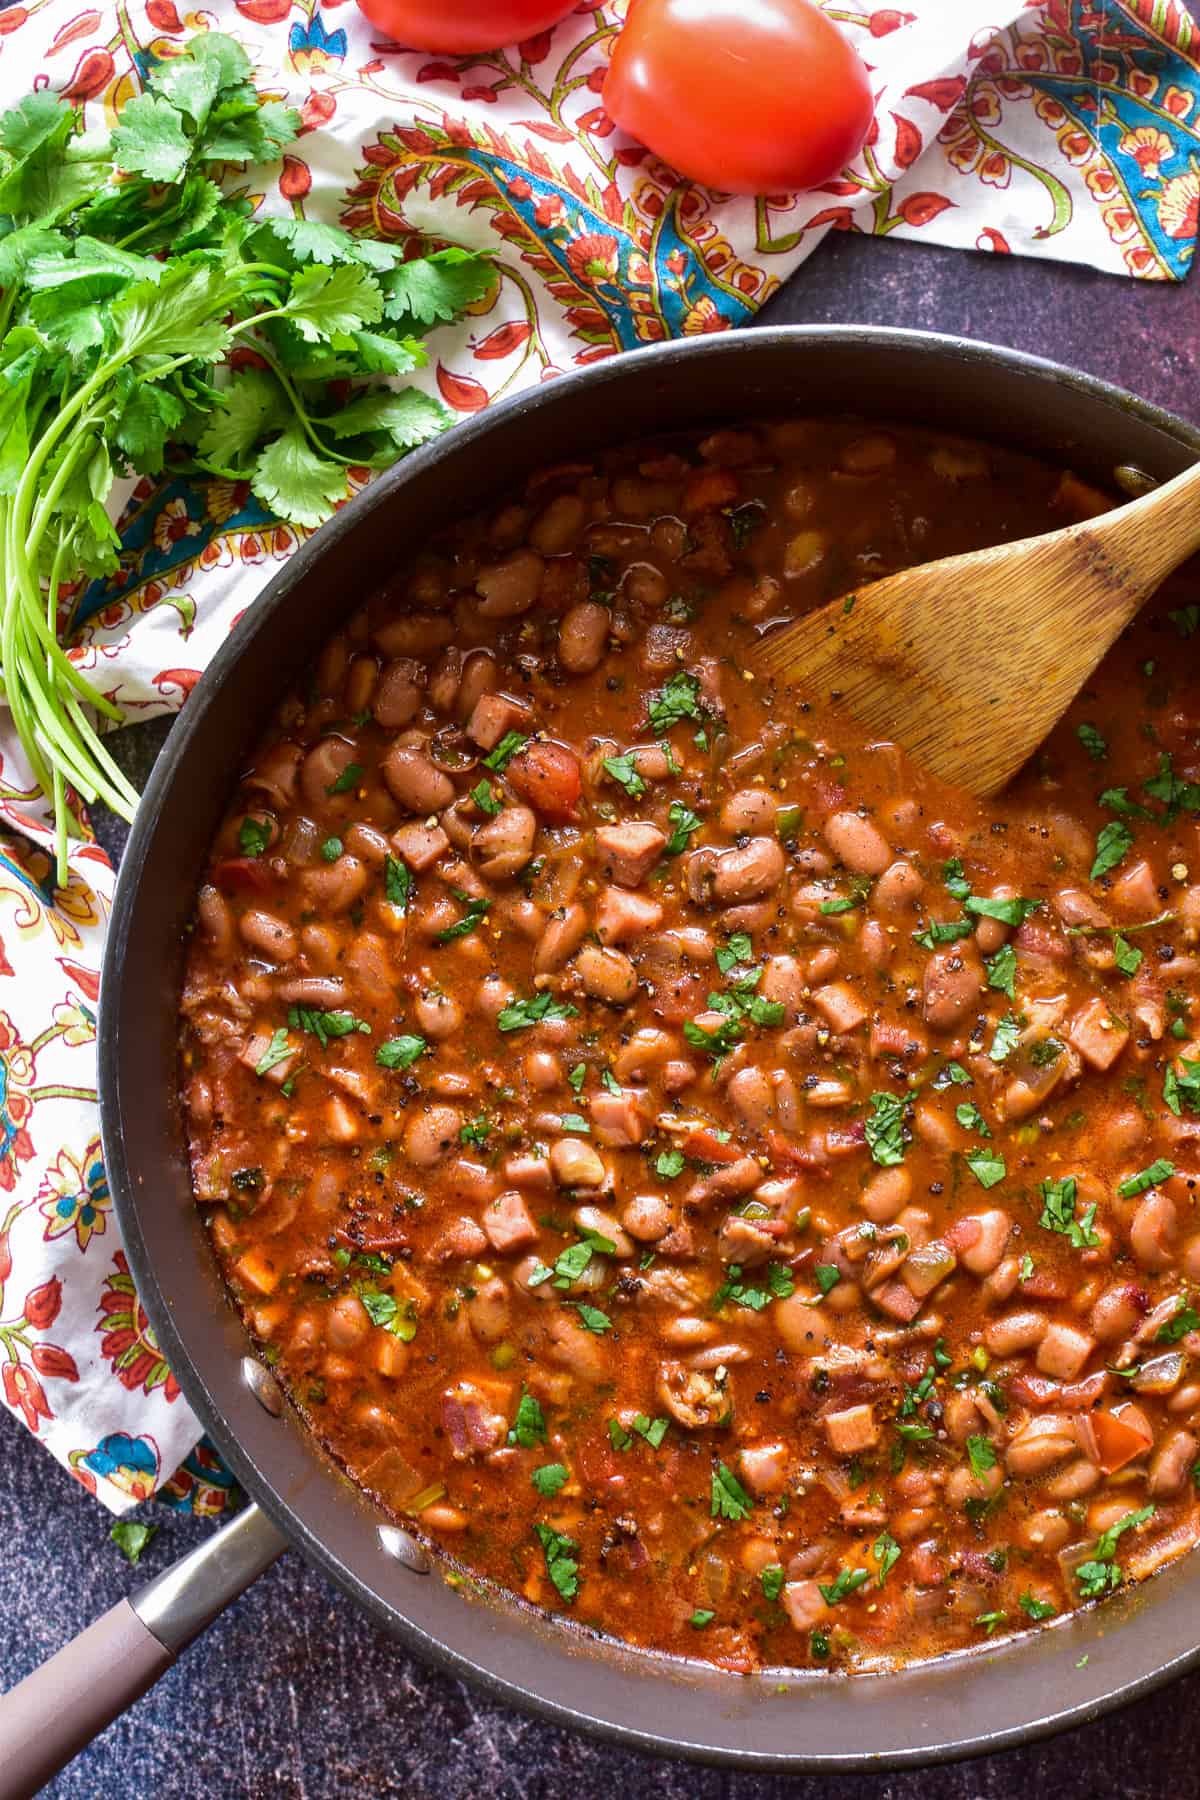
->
[750,460,1200,794]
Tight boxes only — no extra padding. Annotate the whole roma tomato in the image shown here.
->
[353,0,577,52]
[603,0,875,196]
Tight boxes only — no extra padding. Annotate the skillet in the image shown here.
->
[3,325,1200,1793]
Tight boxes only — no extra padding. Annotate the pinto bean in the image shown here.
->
[238,909,297,962]
[923,945,983,1032]
[300,737,358,809]
[823,810,891,876]
[1130,1190,1177,1270]
[550,1138,606,1188]
[558,601,610,674]
[573,943,637,1004]
[535,904,589,974]
[984,1309,1047,1356]
[405,1105,462,1168]
[475,547,544,618]
[1149,1427,1199,1497]
[198,885,233,953]
[873,859,924,915]
[473,806,536,881]
[415,991,464,1039]
[327,1293,370,1349]
[1005,1413,1076,1476]
[859,1165,911,1223]
[382,742,455,815]
[530,492,586,555]
[373,658,424,729]
[720,789,777,833]
[953,1210,1012,1276]
[709,837,785,904]
[622,1193,673,1241]
[727,1065,774,1129]
[373,612,454,658]
[300,855,369,913]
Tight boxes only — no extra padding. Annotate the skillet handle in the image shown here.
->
[0,1501,286,1800]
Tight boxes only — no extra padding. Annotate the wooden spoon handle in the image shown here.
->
[1087,456,1200,594]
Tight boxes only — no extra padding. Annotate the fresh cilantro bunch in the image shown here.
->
[0,32,495,881]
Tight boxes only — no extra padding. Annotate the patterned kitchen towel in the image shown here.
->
[0,0,1196,1512]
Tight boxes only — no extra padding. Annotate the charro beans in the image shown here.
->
[182,416,1200,1676]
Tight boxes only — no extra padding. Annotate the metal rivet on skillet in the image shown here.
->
[378,1526,432,1575]
[241,1354,284,1416]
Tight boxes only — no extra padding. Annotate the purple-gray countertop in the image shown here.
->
[5,227,1200,1798]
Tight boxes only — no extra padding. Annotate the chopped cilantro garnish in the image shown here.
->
[1090,819,1133,882]
[508,1389,548,1448]
[1116,1158,1175,1198]
[535,1522,579,1602]
[1077,722,1108,760]
[288,1005,370,1048]
[531,1463,568,1497]
[483,730,528,772]
[664,800,702,856]
[710,1461,753,1522]
[376,1034,427,1070]
[865,1090,906,1167]
[498,993,579,1032]
[326,761,362,795]
[1038,1175,1100,1248]
[602,753,648,799]
[385,855,413,912]
[819,1566,870,1606]
[254,1027,292,1077]
[965,1146,1006,1190]
[648,671,703,734]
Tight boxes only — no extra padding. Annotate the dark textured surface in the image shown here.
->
[6,230,1200,1798]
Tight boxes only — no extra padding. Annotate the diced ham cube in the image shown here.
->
[390,821,449,870]
[738,1441,790,1495]
[480,1190,538,1253]
[595,887,664,945]
[1110,858,1159,918]
[590,1086,650,1147]
[433,1216,489,1260]
[822,1403,879,1456]
[441,1380,509,1460]
[871,1279,921,1321]
[811,981,868,1034]
[781,1579,826,1632]
[1067,995,1129,1071]
[1036,1321,1095,1382]
[466,691,531,751]
[595,822,667,888]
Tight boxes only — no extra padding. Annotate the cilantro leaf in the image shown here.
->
[965,1146,1006,1190]
[111,94,192,182]
[865,1090,906,1167]
[380,247,496,326]
[532,1463,568,1498]
[498,993,578,1032]
[1090,820,1133,882]
[1038,1175,1101,1248]
[535,1522,579,1603]
[648,671,703,734]
[710,1461,753,1522]
[251,427,349,528]
[376,1035,426,1071]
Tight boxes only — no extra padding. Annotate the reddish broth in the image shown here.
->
[180,419,1200,1672]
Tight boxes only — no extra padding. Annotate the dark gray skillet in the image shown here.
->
[2,326,1200,1796]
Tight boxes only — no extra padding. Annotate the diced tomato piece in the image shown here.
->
[506,739,581,822]
[1091,1408,1153,1474]
[683,1125,742,1164]
[210,856,273,894]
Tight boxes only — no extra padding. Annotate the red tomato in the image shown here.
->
[505,740,581,822]
[353,0,577,52]
[603,0,874,196]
